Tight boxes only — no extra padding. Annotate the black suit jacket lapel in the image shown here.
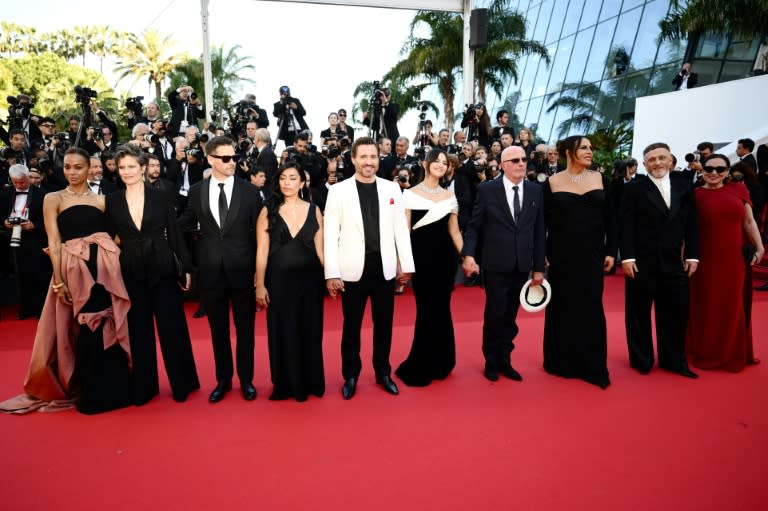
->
[494,181,516,226]
[224,180,243,232]
[198,179,219,232]
[519,181,536,224]
[643,177,669,216]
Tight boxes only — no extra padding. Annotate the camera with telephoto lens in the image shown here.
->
[185,147,203,159]
[7,216,25,248]
[473,159,488,173]
[195,132,209,145]
[397,174,408,183]
[92,126,103,141]
[143,133,159,144]
[684,152,700,163]
[322,145,341,159]
[6,96,34,118]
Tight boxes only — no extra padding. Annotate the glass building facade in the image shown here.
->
[498,0,761,143]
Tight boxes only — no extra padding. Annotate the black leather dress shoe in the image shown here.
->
[341,378,357,400]
[678,368,699,379]
[376,375,399,395]
[500,365,523,381]
[241,382,257,401]
[484,366,499,382]
[192,308,206,318]
[209,382,232,403]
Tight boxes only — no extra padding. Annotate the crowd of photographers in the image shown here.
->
[2,82,768,317]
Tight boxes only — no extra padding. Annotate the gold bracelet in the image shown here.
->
[51,282,65,290]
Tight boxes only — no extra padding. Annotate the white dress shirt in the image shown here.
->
[648,173,671,208]
[209,175,235,227]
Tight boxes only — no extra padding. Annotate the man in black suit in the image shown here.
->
[362,87,399,142]
[462,146,546,381]
[737,138,757,172]
[168,85,205,138]
[178,136,263,402]
[272,85,308,148]
[0,164,51,319]
[379,136,418,180]
[253,128,278,189]
[672,62,698,90]
[619,142,700,378]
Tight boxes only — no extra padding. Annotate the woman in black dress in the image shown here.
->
[255,162,325,401]
[543,136,617,389]
[395,149,464,386]
[106,145,199,404]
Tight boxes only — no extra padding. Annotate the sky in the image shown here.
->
[4,0,461,145]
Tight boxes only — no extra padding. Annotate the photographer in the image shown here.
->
[392,165,413,191]
[128,123,153,152]
[1,94,42,146]
[231,94,269,140]
[283,131,323,192]
[527,143,549,182]
[460,102,491,149]
[126,99,160,130]
[145,153,175,194]
[252,127,278,188]
[0,164,51,319]
[168,85,205,138]
[672,62,698,91]
[2,129,31,167]
[380,136,418,182]
[150,119,174,171]
[412,120,437,148]
[363,86,400,142]
[272,85,308,147]
[337,108,354,143]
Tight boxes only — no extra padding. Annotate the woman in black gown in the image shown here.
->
[395,149,464,386]
[543,136,617,389]
[106,145,199,404]
[255,162,325,401]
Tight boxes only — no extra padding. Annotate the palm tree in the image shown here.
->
[114,29,187,103]
[474,2,548,104]
[660,0,768,41]
[166,44,257,117]
[381,0,548,129]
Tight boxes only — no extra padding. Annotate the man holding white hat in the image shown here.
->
[462,145,546,382]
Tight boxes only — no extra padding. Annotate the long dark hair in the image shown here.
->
[422,148,447,182]
[265,161,306,233]
[557,135,588,162]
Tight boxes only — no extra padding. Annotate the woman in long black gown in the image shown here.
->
[106,145,199,404]
[395,149,463,386]
[543,136,617,389]
[255,162,325,401]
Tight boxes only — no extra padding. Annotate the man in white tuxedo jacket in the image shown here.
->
[324,136,415,399]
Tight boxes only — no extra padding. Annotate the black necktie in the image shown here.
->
[512,185,521,222]
[218,183,228,227]
[15,191,28,195]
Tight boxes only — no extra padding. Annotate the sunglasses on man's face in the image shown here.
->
[502,157,528,164]
[702,165,728,174]
[209,154,235,163]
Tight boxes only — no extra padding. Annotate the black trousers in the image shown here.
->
[482,270,529,369]
[200,281,256,385]
[340,263,395,380]
[625,270,690,372]
[126,276,200,404]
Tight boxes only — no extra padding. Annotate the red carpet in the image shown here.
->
[0,274,766,511]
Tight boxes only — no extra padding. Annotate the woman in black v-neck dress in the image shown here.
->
[255,162,325,401]
[106,146,199,404]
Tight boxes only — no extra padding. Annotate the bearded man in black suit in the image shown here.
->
[178,136,263,403]
[619,142,700,378]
